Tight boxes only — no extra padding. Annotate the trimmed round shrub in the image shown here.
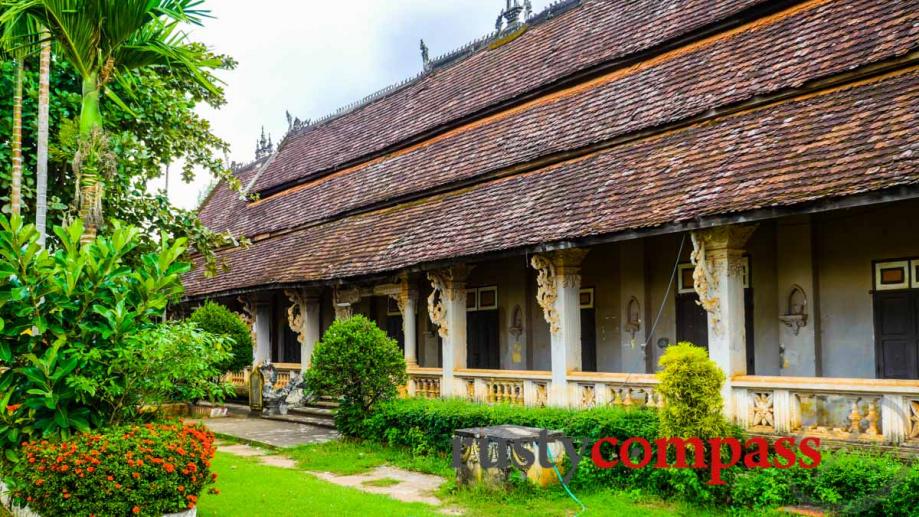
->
[189,301,253,373]
[8,422,217,516]
[306,315,407,435]
[656,342,728,439]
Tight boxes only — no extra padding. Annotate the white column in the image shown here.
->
[427,266,470,397]
[400,290,418,367]
[532,249,588,407]
[691,225,756,418]
[254,302,272,365]
[302,296,321,371]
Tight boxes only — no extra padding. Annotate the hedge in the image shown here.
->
[5,422,218,516]
[362,397,919,514]
[361,397,729,502]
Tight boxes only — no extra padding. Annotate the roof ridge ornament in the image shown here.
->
[420,39,431,71]
[496,0,532,32]
[255,126,273,160]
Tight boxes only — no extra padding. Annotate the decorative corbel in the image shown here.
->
[530,254,559,334]
[284,289,307,345]
[690,225,757,336]
[237,295,257,348]
[427,270,452,338]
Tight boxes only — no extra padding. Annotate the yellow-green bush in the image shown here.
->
[656,342,728,439]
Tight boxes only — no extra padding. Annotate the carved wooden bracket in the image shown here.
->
[237,295,257,348]
[530,254,560,334]
[426,269,453,338]
[284,289,312,345]
[690,225,757,336]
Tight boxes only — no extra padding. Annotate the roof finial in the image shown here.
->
[496,0,525,32]
[255,126,273,159]
[419,39,431,71]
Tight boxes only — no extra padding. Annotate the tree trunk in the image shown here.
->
[36,33,51,247]
[77,73,104,243]
[10,59,23,217]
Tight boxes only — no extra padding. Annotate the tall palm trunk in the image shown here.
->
[76,72,105,243]
[35,32,50,247]
[10,59,23,217]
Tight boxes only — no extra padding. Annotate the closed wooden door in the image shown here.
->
[581,308,597,372]
[874,292,919,379]
[467,310,500,369]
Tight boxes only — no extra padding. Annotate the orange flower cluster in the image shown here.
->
[9,421,218,516]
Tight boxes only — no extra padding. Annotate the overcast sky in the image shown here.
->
[159,0,553,210]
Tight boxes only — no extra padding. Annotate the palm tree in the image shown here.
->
[1,0,221,241]
[0,8,34,217]
[35,28,49,246]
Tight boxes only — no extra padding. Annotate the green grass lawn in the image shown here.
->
[201,439,783,517]
[197,452,441,517]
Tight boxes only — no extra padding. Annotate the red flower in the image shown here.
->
[7,404,21,414]
[164,463,175,473]
[132,472,141,479]
[132,506,141,514]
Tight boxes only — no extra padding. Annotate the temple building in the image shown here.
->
[184,0,919,446]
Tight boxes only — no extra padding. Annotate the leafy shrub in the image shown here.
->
[7,422,218,516]
[189,301,253,373]
[728,449,919,516]
[0,216,190,457]
[794,449,915,516]
[729,464,795,508]
[104,321,234,419]
[656,342,728,439]
[305,315,407,435]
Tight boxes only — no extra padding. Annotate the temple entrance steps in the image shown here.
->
[264,395,338,429]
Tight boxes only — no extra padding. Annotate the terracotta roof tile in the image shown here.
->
[201,0,917,240]
[249,0,769,193]
[184,70,919,297]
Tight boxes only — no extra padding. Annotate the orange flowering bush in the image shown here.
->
[6,422,217,516]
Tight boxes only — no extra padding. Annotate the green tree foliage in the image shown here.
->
[1,0,226,242]
[306,315,407,435]
[0,4,245,274]
[189,301,253,374]
[0,56,243,274]
[656,342,728,439]
[105,321,233,421]
[0,215,225,459]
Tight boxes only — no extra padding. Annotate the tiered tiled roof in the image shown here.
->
[187,0,919,297]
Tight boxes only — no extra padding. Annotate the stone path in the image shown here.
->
[190,416,339,448]
[206,417,456,511]
[312,466,444,505]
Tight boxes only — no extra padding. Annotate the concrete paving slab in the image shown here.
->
[190,416,339,448]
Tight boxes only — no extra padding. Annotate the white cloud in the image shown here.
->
[157,1,552,210]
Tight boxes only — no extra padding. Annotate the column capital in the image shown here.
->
[692,224,757,253]
[334,286,362,320]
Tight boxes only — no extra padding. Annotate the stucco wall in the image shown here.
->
[815,200,919,378]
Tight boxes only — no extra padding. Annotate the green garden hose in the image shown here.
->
[546,444,587,515]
